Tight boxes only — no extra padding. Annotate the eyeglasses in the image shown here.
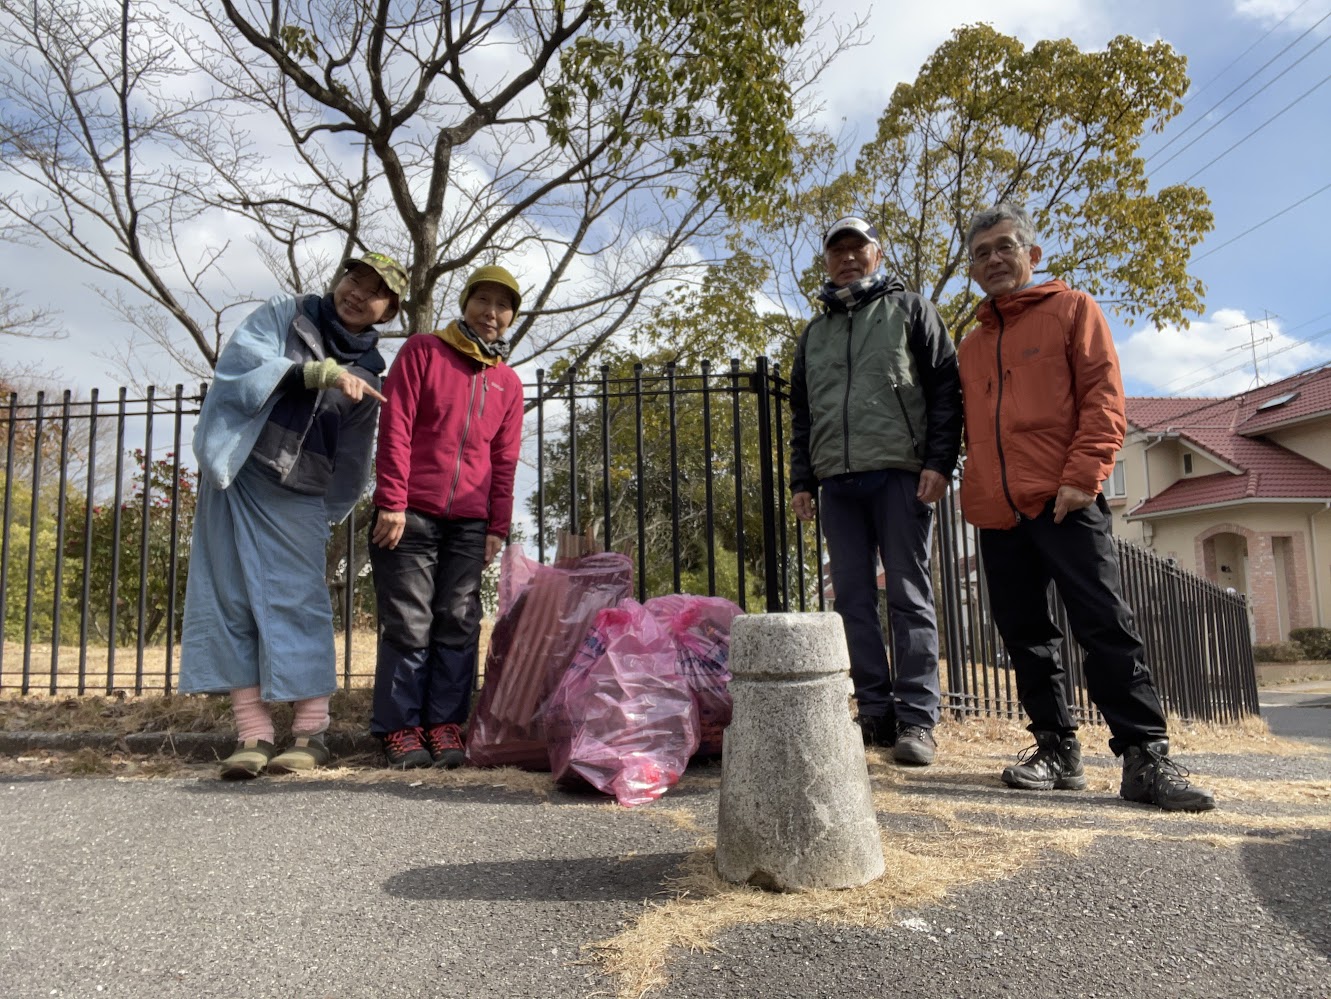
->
[969,239,1028,265]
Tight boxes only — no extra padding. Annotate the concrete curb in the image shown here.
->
[0,730,383,762]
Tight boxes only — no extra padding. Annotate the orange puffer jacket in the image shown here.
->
[956,280,1125,530]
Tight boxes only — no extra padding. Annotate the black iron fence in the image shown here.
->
[0,363,1259,723]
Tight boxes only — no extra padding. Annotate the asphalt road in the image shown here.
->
[1259,680,1331,746]
[2,687,1328,999]
[2,776,700,999]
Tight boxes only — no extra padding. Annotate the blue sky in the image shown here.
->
[2,0,1328,401]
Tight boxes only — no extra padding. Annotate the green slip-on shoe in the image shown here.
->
[219,738,277,780]
[267,735,331,774]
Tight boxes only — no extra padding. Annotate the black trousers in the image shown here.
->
[368,510,487,735]
[820,468,941,728]
[979,494,1167,756]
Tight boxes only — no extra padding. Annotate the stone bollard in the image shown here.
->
[715,612,885,891]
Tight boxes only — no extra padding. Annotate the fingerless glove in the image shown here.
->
[302,358,343,389]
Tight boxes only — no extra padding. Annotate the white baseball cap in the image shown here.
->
[823,216,880,250]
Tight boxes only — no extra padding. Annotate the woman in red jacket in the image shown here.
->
[368,265,525,768]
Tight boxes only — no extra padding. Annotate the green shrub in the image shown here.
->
[1288,627,1331,660]
[1252,641,1304,663]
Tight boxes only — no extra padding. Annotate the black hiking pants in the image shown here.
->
[979,494,1168,756]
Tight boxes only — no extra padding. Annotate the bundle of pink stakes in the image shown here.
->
[466,540,741,806]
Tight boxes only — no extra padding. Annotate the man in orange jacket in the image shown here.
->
[956,203,1214,812]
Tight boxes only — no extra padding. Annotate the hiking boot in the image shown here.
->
[267,735,331,774]
[857,712,897,748]
[893,725,936,766]
[423,723,466,770]
[1120,740,1217,812]
[383,727,432,769]
[1002,731,1087,790]
[219,738,276,780]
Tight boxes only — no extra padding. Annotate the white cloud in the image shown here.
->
[1232,0,1331,31]
[1115,307,1327,396]
[805,1,1107,135]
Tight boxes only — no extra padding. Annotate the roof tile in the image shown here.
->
[1126,366,1331,516]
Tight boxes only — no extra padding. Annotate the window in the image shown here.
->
[1183,453,1193,474]
[1256,391,1298,412]
[1104,460,1126,499]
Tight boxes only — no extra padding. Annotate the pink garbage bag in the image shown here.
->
[644,594,742,757]
[543,600,700,806]
[467,544,634,770]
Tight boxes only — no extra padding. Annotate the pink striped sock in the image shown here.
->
[292,695,331,737]
[230,686,275,743]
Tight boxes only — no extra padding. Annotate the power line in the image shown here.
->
[1151,29,1331,173]
[1192,181,1331,261]
[1147,308,1331,397]
[1147,4,1331,165]
[1281,308,1331,335]
[1182,69,1331,183]
[1175,0,1315,107]
[1156,314,1274,392]
[1166,323,1331,395]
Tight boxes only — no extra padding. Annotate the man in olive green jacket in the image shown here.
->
[790,216,962,765]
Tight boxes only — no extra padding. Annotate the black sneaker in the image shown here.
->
[893,725,936,766]
[424,723,466,770]
[857,712,897,748]
[1002,731,1087,790]
[383,727,432,769]
[1120,740,1216,812]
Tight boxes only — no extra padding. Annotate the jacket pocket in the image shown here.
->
[960,372,995,444]
[1003,354,1073,434]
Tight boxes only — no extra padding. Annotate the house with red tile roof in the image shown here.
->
[1114,364,1331,645]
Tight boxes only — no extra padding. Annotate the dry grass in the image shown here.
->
[932,709,1317,757]
[0,622,492,695]
[588,823,1094,998]
[0,688,376,735]
[0,623,498,738]
[0,634,378,694]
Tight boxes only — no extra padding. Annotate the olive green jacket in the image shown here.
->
[789,276,962,493]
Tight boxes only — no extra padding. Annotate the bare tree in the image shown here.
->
[0,0,859,385]
[0,287,60,340]
[0,0,260,382]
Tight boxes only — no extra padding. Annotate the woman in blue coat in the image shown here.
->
[180,252,406,778]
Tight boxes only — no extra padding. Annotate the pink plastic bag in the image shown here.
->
[543,600,700,806]
[644,594,742,757]
[467,544,634,770]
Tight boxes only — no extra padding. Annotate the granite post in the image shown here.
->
[715,612,885,891]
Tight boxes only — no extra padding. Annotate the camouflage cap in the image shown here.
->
[343,251,408,299]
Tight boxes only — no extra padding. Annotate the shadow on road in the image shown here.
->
[1241,828,1331,957]
[383,851,691,902]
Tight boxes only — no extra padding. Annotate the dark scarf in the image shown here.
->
[458,319,511,361]
[817,270,897,313]
[306,294,386,374]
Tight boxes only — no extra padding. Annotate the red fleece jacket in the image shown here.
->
[372,332,524,537]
